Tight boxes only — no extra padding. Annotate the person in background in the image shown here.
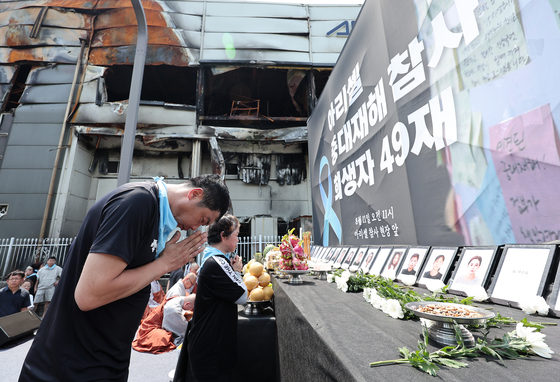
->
[167,273,197,298]
[34,256,62,316]
[24,266,38,296]
[163,294,196,343]
[142,278,165,320]
[0,270,30,318]
[176,214,247,382]
[19,174,230,382]
[133,294,196,354]
[20,280,35,310]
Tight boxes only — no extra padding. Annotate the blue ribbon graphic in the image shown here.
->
[319,156,342,246]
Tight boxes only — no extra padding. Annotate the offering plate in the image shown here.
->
[404,301,494,347]
[311,266,331,280]
[244,300,271,315]
[281,269,309,284]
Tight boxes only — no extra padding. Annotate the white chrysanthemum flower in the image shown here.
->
[363,287,372,302]
[371,293,385,310]
[513,322,554,359]
[340,270,351,282]
[335,277,348,292]
[326,273,334,283]
[383,299,404,319]
[425,280,446,292]
[519,296,550,316]
[400,274,416,286]
[463,285,488,302]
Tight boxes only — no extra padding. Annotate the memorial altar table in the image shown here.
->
[272,275,559,382]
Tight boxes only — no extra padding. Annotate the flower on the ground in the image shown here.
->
[363,287,373,302]
[383,299,404,319]
[340,270,351,282]
[326,273,334,283]
[370,292,386,310]
[512,322,554,358]
[335,276,348,292]
[519,296,550,316]
[462,285,488,302]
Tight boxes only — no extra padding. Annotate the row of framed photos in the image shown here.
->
[310,244,560,316]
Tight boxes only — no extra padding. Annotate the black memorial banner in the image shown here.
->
[309,0,560,247]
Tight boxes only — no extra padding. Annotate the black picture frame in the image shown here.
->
[417,247,459,288]
[349,247,369,272]
[310,246,320,261]
[360,247,380,274]
[488,244,556,308]
[369,247,394,276]
[548,253,560,317]
[333,247,350,268]
[380,247,408,280]
[395,246,430,284]
[341,247,358,269]
[327,247,341,263]
[448,246,499,296]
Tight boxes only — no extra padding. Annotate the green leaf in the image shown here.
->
[434,358,468,369]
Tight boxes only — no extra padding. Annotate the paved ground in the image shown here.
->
[1,333,180,382]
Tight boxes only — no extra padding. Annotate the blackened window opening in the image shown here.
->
[3,65,32,112]
[104,65,197,105]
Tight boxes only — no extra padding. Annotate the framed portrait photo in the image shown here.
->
[326,247,339,263]
[448,247,498,295]
[341,247,358,269]
[349,247,369,272]
[488,245,556,308]
[380,247,408,280]
[417,247,458,287]
[369,247,394,276]
[396,246,430,284]
[360,247,380,273]
[310,246,320,261]
[333,247,350,268]
[548,261,560,317]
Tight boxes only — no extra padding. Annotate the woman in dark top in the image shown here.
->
[423,254,445,280]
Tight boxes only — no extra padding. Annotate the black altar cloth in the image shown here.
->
[273,275,559,382]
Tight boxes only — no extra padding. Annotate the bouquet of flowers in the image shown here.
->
[279,229,308,271]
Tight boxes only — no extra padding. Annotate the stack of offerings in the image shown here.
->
[243,260,274,301]
[279,229,309,271]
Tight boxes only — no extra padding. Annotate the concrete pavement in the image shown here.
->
[1,333,180,382]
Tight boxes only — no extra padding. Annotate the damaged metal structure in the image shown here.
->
[0,0,361,239]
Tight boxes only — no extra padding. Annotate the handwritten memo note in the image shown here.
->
[457,0,530,89]
[489,104,560,243]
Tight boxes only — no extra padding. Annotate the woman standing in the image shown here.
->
[177,214,247,382]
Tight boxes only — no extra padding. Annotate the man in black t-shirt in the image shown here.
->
[19,175,230,382]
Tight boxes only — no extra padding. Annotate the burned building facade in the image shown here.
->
[0,0,361,239]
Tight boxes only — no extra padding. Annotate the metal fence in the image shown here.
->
[0,238,74,280]
[235,235,282,263]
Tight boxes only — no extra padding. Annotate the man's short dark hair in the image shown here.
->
[410,253,420,261]
[186,174,230,220]
[7,270,25,280]
[48,256,57,261]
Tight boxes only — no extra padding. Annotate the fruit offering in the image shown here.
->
[279,228,309,271]
[243,259,274,302]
